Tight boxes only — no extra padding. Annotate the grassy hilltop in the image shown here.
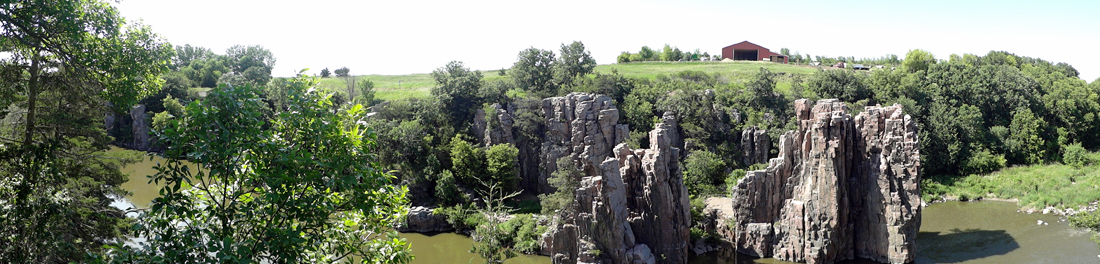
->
[316,61,826,101]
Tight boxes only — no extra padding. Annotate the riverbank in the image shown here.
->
[922,157,1100,212]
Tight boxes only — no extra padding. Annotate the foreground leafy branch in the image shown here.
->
[99,74,412,263]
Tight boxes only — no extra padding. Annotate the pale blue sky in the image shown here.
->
[115,0,1100,81]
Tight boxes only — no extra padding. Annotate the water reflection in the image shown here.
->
[916,229,1017,263]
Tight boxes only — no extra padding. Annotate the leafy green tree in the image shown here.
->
[806,68,872,103]
[638,46,658,61]
[450,135,486,188]
[780,48,790,56]
[335,66,350,77]
[746,68,780,109]
[435,170,462,205]
[1006,108,1047,164]
[358,78,376,105]
[511,47,557,96]
[902,49,936,73]
[0,0,173,261]
[180,53,230,88]
[225,44,276,85]
[539,157,580,214]
[683,150,727,196]
[660,44,683,62]
[553,41,596,88]
[471,183,520,264]
[320,67,331,78]
[486,143,520,194]
[123,75,411,263]
[431,61,484,129]
[617,52,632,63]
[173,44,215,70]
[568,70,634,106]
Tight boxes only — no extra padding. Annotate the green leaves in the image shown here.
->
[128,74,411,263]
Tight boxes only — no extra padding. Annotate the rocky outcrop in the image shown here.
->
[544,120,691,264]
[539,93,629,193]
[729,99,921,264]
[740,127,770,166]
[131,104,151,151]
[478,103,516,146]
[396,206,453,233]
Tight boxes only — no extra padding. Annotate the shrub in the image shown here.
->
[486,143,520,194]
[435,170,461,206]
[1063,143,1091,168]
[683,150,727,196]
[539,157,580,215]
[962,149,1006,175]
[497,214,547,255]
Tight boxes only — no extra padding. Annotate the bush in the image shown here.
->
[435,170,461,206]
[539,157,580,215]
[450,135,486,188]
[486,143,520,194]
[683,150,727,196]
[726,169,747,195]
[962,149,1006,175]
[1063,143,1092,168]
[436,203,484,232]
[497,214,547,255]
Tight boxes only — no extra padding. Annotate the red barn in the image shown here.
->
[721,41,788,63]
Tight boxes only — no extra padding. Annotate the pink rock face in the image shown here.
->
[543,93,691,264]
[729,99,921,264]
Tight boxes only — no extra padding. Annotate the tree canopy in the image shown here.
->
[0,0,173,261]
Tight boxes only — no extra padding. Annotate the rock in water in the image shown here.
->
[545,119,691,264]
[729,99,921,264]
[396,206,453,233]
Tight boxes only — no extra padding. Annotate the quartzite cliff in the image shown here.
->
[728,99,921,264]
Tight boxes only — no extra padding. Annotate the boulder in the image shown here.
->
[395,206,453,233]
[728,99,921,264]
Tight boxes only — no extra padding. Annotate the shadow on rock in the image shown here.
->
[915,228,1019,264]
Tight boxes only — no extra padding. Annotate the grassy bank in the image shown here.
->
[923,151,1100,209]
[316,61,824,101]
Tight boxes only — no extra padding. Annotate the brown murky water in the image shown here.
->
[113,148,1099,264]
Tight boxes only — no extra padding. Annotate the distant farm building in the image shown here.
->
[721,41,788,64]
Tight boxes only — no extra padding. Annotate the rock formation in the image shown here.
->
[131,104,151,151]
[543,120,691,264]
[396,206,453,233]
[728,99,921,264]
[740,127,770,166]
[538,93,629,193]
[477,103,516,146]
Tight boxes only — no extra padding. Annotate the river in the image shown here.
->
[113,148,1099,264]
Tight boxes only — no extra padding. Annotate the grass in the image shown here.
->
[923,151,1100,209]
[314,61,825,102]
[595,61,821,79]
[315,71,507,101]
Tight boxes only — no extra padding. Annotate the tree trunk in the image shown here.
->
[23,57,40,147]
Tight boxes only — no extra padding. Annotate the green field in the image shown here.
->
[319,61,825,101]
[595,61,821,79]
[316,70,507,101]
